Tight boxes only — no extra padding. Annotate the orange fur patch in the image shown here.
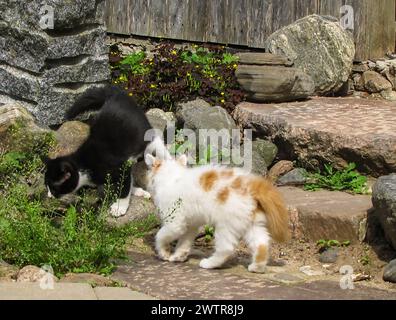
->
[255,244,268,264]
[220,170,234,178]
[199,171,218,192]
[249,177,290,243]
[152,159,163,174]
[216,187,230,204]
[231,176,247,195]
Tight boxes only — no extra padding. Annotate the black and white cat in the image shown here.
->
[45,85,155,217]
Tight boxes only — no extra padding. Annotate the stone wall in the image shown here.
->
[350,58,396,101]
[0,0,110,125]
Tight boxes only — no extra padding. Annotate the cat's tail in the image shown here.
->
[250,177,290,243]
[66,85,122,120]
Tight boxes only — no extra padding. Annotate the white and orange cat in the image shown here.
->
[145,153,290,273]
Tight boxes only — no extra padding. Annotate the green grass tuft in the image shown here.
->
[304,163,368,194]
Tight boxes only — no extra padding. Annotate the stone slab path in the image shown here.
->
[234,97,396,176]
[112,251,396,300]
[0,282,156,300]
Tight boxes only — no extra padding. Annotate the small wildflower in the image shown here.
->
[171,50,177,55]
[221,92,225,96]
[140,79,143,83]
[220,99,225,103]
[114,80,118,84]
[124,87,128,90]
[150,84,157,89]
[233,64,238,69]
[128,92,133,96]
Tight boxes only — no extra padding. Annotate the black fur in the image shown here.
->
[45,85,152,198]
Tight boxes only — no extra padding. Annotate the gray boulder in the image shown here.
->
[372,174,396,250]
[176,99,238,132]
[249,139,278,175]
[278,168,308,186]
[383,259,396,283]
[50,121,90,158]
[146,108,176,134]
[107,196,158,227]
[361,71,392,93]
[265,14,355,95]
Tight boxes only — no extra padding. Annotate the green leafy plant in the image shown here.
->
[304,163,368,194]
[119,51,150,75]
[0,123,158,277]
[316,239,351,252]
[110,43,245,111]
[204,225,215,242]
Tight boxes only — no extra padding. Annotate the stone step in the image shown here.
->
[280,187,371,243]
[236,52,293,66]
[236,65,314,103]
[234,97,396,177]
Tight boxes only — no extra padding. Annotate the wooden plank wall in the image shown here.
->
[105,0,396,60]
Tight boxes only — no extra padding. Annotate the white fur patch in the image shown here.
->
[75,171,95,191]
[132,187,151,199]
[110,197,130,217]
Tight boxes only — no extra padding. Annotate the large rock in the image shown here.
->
[176,99,238,132]
[249,139,278,175]
[107,196,158,227]
[0,0,109,125]
[234,98,396,177]
[50,121,90,158]
[383,259,396,283]
[278,168,308,186]
[264,15,355,95]
[361,71,392,93]
[0,103,41,135]
[268,160,294,182]
[146,108,175,134]
[17,265,58,283]
[372,174,396,250]
[236,65,314,102]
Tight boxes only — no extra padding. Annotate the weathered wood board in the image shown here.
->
[105,0,396,60]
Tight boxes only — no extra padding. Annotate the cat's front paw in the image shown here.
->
[169,252,189,263]
[248,263,267,274]
[110,202,129,217]
[133,188,151,199]
[199,258,219,269]
[157,249,171,261]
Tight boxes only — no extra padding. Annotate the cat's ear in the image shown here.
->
[177,154,188,166]
[145,154,156,167]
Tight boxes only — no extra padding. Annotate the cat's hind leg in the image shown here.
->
[156,223,187,261]
[199,226,239,270]
[244,220,271,273]
[169,227,199,262]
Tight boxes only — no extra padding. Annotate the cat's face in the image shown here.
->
[44,158,79,198]
[145,154,187,189]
